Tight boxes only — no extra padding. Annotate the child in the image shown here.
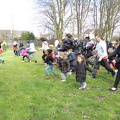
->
[20,47,30,62]
[27,40,37,63]
[0,45,5,63]
[44,49,58,79]
[39,38,49,63]
[58,52,71,81]
[75,55,95,90]
[108,48,117,72]
[67,49,76,72]
[13,41,18,56]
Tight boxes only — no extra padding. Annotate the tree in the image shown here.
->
[74,0,91,38]
[91,0,120,41]
[21,32,35,40]
[36,0,71,40]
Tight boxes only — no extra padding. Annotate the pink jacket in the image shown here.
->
[21,49,28,56]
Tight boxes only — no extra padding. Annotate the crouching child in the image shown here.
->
[58,52,71,82]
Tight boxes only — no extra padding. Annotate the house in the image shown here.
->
[83,29,95,39]
[0,29,28,42]
[40,34,53,40]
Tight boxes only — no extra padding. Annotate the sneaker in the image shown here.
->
[61,79,66,82]
[55,75,59,78]
[69,71,72,76]
[2,60,5,64]
[89,75,95,78]
[82,83,87,89]
[115,70,118,73]
[79,87,83,90]
[110,87,116,91]
[45,76,50,79]
[44,63,47,66]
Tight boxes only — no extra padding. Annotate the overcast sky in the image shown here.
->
[0,0,40,37]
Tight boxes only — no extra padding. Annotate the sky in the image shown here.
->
[0,0,40,37]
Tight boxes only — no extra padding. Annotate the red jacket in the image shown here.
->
[0,48,3,54]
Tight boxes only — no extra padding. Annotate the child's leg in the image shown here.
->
[61,72,66,81]
[112,61,117,70]
[46,65,50,76]
[13,50,16,55]
[0,57,4,63]
[79,82,83,89]
[42,53,46,62]
[66,71,72,76]
[79,82,87,89]
[50,65,57,76]
[15,50,18,56]
[81,82,87,88]
[22,56,25,61]
[26,55,30,62]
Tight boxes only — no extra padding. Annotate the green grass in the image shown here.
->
[0,48,120,120]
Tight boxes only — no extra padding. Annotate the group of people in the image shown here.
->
[40,33,120,91]
[13,40,37,63]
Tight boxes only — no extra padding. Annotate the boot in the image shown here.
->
[45,75,50,79]
[96,70,100,75]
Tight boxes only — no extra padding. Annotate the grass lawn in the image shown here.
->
[0,48,120,120]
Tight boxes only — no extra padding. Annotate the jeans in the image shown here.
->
[29,52,36,61]
[46,65,57,76]
[93,58,115,77]
[61,72,71,80]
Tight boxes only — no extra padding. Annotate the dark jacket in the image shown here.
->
[108,52,116,63]
[108,45,120,70]
[75,62,93,82]
[45,55,54,65]
[67,52,76,66]
[58,58,70,73]
[62,38,73,50]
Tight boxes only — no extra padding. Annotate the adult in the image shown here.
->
[18,41,24,56]
[108,41,120,91]
[1,40,7,52]
[28,40,37,63]
[13,41,18,56]
[39,37,49,63]
[58,33,73,52]
[83,36,94,66]
[26,41,30,50]
[73,38,83,55]
[91,35,116,78]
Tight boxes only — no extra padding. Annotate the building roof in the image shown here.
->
[84,29,94,34]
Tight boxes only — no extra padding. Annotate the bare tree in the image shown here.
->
[36,0,71,40]
[98,0,120,41]
[74,0,91,38]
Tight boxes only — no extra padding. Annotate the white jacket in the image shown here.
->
[29,43,37,52]
[39,41,49,51]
